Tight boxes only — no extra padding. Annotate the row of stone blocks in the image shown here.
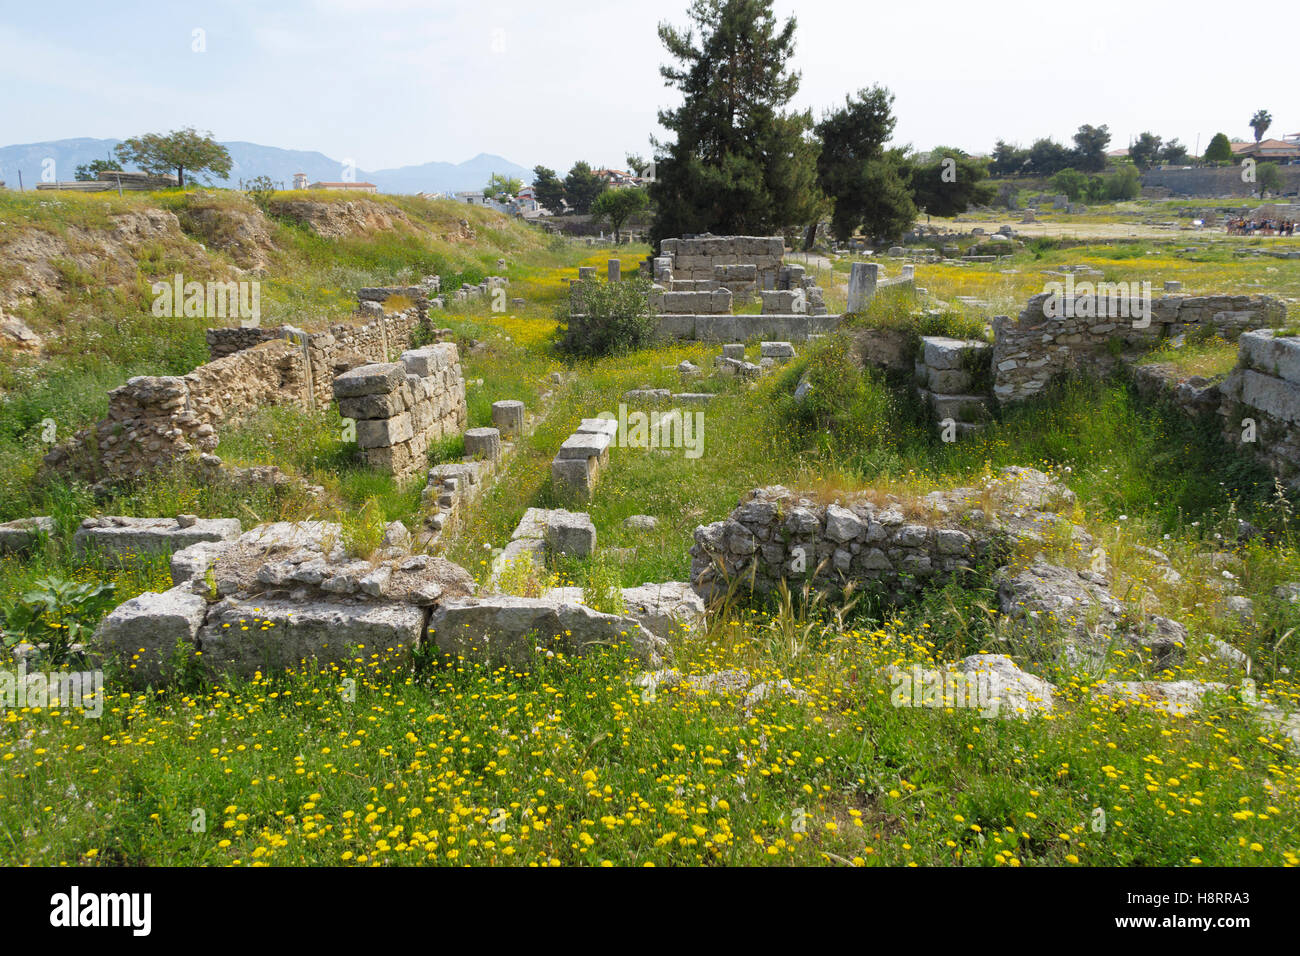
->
[652,287,733,315]
[552,418,617,501]
[916,336,993,435]
[332,342,467,483]
[660,236,785,258]
[419,401,528,542]
[654,312,840,342]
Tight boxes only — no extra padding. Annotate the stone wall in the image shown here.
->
[205,326,284,360]
[1219,330,1300,485]
[660,236,786,289]
[46,338,311,481]
[993,292,1286,403]
[653,312,840,342]
[690,468,1081,603]
[47,306,456,483]
[1140,165,1300,199]
[652,287,733,315]
[333,344,467,484]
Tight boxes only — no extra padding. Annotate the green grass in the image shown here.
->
[3,193,1300,867]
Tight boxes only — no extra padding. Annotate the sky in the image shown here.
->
[2,0,1295,173]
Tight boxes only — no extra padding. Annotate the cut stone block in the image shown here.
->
[557,431,613,461]
[922,336,989,371]
[428,596,668,668]
[333,362,406,398]
[94,585,209,686]
[356,412,414,448]
[846,262,879,312]
[552,456,596,499]
[491,400,526,437]
[197,598,426,679]
[338,391,406,421]
[543,510,597,558]
[0,516,55,553]
[399,345,454,377]
[576,417,619,438]
[74,516,242,559]
[464,427,503,462]
[760,341,796,359]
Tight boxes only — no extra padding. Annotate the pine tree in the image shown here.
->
[649,0,820,244]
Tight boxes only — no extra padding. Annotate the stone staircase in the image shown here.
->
[915,336,994,438]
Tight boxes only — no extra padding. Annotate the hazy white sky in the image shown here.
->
[2,0,1295,171]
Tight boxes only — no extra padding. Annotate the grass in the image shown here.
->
[1138,334,1241,380]
[3,191,1300,866]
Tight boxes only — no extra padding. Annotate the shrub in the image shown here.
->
[1,576,117,666]
[555,275,657,358]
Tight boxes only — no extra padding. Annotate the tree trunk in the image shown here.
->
[177,166,185,188]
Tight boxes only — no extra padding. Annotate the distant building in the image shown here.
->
[1230,139,1300,162]
[293,172,309,189]
[307,180,378,192]
[594,168,638,188]
[454,190,511,214]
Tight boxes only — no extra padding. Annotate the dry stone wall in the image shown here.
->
[690,468,1083,604]
[47,305,457,484]
[993,292,1286,403]
[333,343,467,484]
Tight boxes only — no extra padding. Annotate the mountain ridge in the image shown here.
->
[0,137,533,194]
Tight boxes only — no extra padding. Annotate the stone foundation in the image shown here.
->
[46,304,448,483]
[333,343,467,484]
[993,292,1286,403]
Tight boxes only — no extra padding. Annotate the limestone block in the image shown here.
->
[491,400,526,438]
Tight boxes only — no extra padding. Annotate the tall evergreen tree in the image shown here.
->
[649,0,820,244]
[814,86,913,240]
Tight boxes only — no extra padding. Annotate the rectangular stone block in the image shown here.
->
[577,418,618,438]
[1240,369,1300,424]
[333,362,406,398]
[1240,330,1300,385]
[356,412,414,448]
[400,344,453,377]
[552,456,595,500]
[557,431,612,460]
[337,391,404,421]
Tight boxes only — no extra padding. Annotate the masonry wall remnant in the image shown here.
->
[992,293,1286,403]
[690,469,1081,604]
[333,343,467,484]
[1220,330,1300,485]
[47,302,465,484]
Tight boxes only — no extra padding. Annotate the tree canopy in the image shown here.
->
[648,0,821,243]
[1250,109,1272,143]
[114,128,231,188]
[591,188,651,243]
[484,173,522,201]
[1204,132,1233,164]
[814,86,911,240]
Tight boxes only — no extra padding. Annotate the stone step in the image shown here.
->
[921,390,993,423]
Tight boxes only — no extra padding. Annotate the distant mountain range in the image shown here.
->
[0,138,533,194]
